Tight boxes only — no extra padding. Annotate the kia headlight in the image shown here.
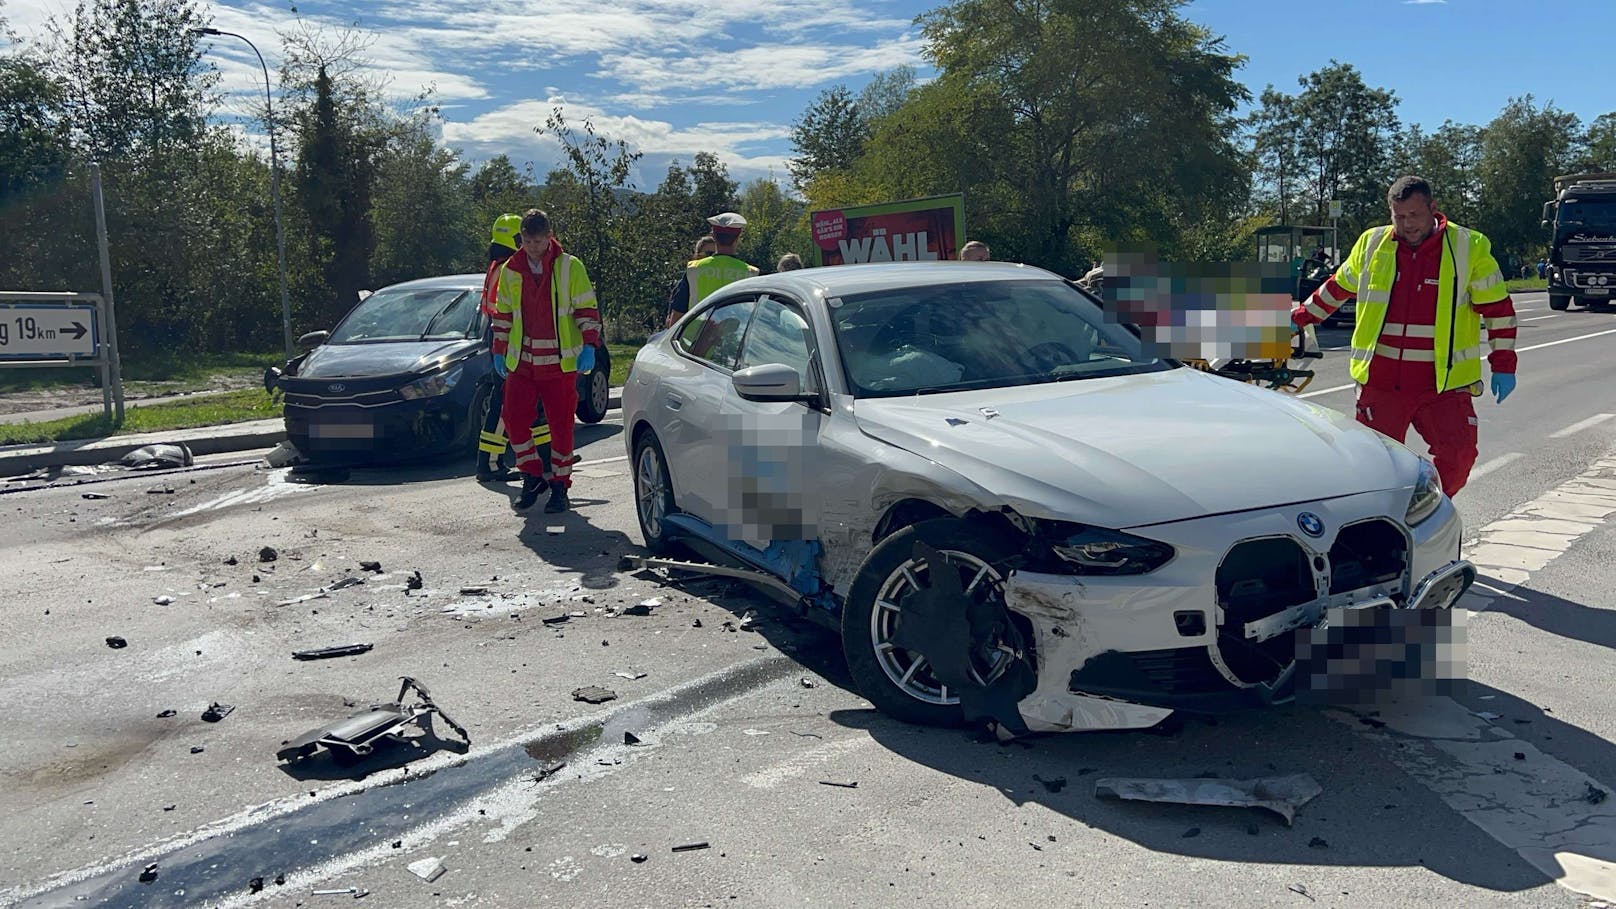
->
[1406,458,1443,526]
[398,363,464,400]
[1042,522,1176,575]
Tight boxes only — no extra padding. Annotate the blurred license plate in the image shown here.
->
[310,421,373,439]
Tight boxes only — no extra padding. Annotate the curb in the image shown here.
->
[0,390,624,478]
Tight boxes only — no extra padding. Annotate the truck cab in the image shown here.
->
[1543,172,1616,311]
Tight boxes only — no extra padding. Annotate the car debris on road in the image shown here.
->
[119,443,193,470]
[293,643,375,661]
[571,686,617,704]
[276,677,470,765]
[1093,773,1323,826]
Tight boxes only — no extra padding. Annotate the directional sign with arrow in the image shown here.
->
[0,302,100,360]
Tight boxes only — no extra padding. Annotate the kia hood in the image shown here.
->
[851,367,1411,528]
[298,339,480,379]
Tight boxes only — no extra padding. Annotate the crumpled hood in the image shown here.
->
[298,340,480,379]
[852,368,1411,528]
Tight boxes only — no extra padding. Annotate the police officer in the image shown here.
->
[663,212,759,328]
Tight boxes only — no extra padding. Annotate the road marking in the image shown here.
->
[1551,414,1616,438]
[1298,327,1616,399]
[1520,315,1557,322]
[1461,450,1616,593]
[579,454,629,467]
[1340,698,1616,904]
[1335,448,1616,903]
[1469,452,1523,480]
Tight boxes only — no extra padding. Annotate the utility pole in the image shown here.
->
[193,27,294,362]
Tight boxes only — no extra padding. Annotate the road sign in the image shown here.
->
[0,301,99,360]
[1328,199,1343,219]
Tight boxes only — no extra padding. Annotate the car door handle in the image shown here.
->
[664,392,684,411]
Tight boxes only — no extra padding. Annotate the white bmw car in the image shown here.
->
[621,262,1473,735]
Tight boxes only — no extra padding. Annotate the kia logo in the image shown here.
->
[327,383,346,394]
[1297,512,1325,538]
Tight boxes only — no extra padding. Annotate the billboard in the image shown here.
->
[808,194,966,267]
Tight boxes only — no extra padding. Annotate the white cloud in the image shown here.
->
[441,95,794,185]
[602,34,927,92]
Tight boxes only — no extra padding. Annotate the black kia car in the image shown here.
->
[270,274,611,464]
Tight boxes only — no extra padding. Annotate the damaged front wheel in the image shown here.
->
[843,518,1029,728]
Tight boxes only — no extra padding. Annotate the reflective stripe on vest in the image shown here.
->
[499,254,586,373]
[1346,224,1484,392]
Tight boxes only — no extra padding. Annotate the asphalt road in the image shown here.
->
[3,291,1616,908]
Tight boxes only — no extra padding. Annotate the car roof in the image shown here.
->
[736,261,1065,299]
[376,273,485,293]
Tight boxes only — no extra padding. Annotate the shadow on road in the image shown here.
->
[1478,572,1616,653]
[286,423,623,488]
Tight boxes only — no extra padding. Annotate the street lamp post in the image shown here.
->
[193,27,294,362]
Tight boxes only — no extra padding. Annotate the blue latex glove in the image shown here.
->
[577,345,596,374]
[1491,372,1516,404]
[492,355,508,379]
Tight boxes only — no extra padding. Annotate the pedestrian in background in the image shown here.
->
[1291,176,1518,498]
[776,252,804,272]
[960,240,990,261]
[492,209,602,513]
[664,213,759,328]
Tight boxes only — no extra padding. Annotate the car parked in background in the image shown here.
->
[269,274,611,464]
[622,261,1473,736]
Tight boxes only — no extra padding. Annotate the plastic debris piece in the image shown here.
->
[139,863,159,884]
[277,676,470,764]
[106,636,128,649]
[406,571,423,591]
[800,678,817,689]
[541,614,571,626]
[201,702,235,723]
[277,592,330,608]
[571,686,617,704]
[614,669,647,680]
[671,842,710,853]
[818,780,858,789]
[190,746,205,754]
[157,709,176,718]
[459,586,489,596]
[262,441,301,468]
[259,547,279,563]
[1587,784,1608,805]
[406,857,446,882]
[631,854,648,863]
[328,577,365,591]
[82,492,111,500]
[359,561,383,573]
[153,595,173,605]
[293,643,374,661]
[121,443,193,469]
[1093,774,1323,826]
[624,732,643,746]
[1032,774,1067,793]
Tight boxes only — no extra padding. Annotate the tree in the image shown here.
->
[0,42,68,204]
[787,85,864,191]
[1582,112,1616,172]
[1394,120,1483,227]
[1247,87,1302,223]
[1290,62,1400,235]
[1477,95,1584,264]
[857,65,917,126]
[470,154,535,231]
[536,107,643,341]
[292,62,376,328]
[371,109,474,287]
[687,151,739,225]
[734,177,809,271]
[907,0,1250,272]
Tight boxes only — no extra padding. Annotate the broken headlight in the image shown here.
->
[399,363,464,400]
[1406,458,1443,527]
[1040,522,1176,575]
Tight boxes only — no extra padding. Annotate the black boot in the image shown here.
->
[476,460,513,482]
[515,474,545,510]
[542,480,570,513]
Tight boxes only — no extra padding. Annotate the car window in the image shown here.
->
[738,296,813,376]
[831,278,1166,397]
[682,299,755,369]
[329,287,478,343]
[677,311,712,350]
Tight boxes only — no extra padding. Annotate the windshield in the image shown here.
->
[329,286,481,344]
[1559,202,1616,233]
[830,278,1167,398]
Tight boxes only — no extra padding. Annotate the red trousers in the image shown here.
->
[500,368,579,487]
[1354,385,1478,498]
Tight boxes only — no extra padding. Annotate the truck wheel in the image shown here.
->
[1550,294,1571,311]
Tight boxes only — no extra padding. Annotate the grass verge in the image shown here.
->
[0,389,282,446]
[608,343,639,386]
[0,350,277,395]
[1506,278,1548,292]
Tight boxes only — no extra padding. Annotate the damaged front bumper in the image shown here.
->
[998,490,1471,733]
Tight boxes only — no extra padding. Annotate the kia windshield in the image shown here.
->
[831,278,1167,398]
[329,287,481,344]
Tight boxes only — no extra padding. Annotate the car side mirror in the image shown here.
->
[733,363,811,402]
[298,330,329,351]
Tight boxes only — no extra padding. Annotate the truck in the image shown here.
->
[1542,172,1616,311]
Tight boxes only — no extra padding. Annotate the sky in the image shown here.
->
[3,0,1613,190]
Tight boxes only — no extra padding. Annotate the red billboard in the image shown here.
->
[808,194,966,267]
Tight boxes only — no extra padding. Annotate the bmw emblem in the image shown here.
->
[1297,512,1325,538]
[327,383,346,394]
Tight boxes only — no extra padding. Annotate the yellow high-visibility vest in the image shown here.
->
[1333,222,1507,393]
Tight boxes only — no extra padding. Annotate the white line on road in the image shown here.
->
[1298,326,1616,398]
[1335,447,1616,903]
[1551,414,1616,439]
[1469,452,1523,480]
[579,454,628,467]
[1520,315,1557,322]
